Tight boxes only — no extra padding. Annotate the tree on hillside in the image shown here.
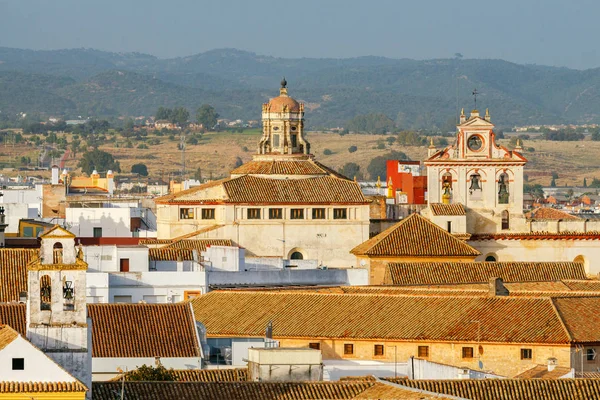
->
[172,107,190,126]
[345,113,395,134]
[70,139,81,158]
[341,162,361,179]
[155,107,173,121]
[584,178,588,188]
[78,149,121,175]
[367,151,409,180]
[131,163,149,176]
[196,104,219,130]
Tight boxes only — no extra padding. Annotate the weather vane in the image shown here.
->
[472,88,478,109]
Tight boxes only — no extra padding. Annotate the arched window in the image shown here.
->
[498,173,509,204]
[40,275,51,311]
[290,252,304,260]
[501,210,510,230]
[441,172,453,204]
[485,254,497,262]
[53,242,63,264]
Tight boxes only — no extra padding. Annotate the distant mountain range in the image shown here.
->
[2,47,600,128]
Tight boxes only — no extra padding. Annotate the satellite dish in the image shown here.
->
[478,361,484,370]
[359,260,366,267]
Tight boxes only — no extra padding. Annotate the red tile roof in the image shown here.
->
[231,158,348,179]
[156,175,367,205]
[351,213,480,257]
[0,382,87,393]
[87,303,201,358]
[527,207,580,220]
[514,364,572,379]
[384,262,587,285]
[470,232,600,241]
[0,249,37,302]
[430,203,466,216]
[387,378,600,400]
[191,291,583,344]
[0,304,26,336]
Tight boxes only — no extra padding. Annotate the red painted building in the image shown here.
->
[386,160,427,204]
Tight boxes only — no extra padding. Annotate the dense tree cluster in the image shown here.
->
[345,113,396,134]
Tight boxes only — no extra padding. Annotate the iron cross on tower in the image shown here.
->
[472,88,479,109]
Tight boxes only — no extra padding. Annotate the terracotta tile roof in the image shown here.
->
[0,304,26,335]
[92,381,373,400]
[191,291,573,344]
[552,296,600,343]
[579,372,600,378]
[562,280,600,291]
[112,368,248,382]
[0,381,87,393]
[157,175,367,205]
[87,303,201,358]
[386,378,600,400]
[231,159,348,179]
[430,203,466,216]
[0,324,18,351]
[527,207,580,220]
[351,213,480,257]
[148,248,196,261]
[352,381,458,399]
[165,239,233,250]
[514,364,573,379]
[139,238,174,245]
[470,231,600,241]
[0,249,37,302]
[384,262,587,285]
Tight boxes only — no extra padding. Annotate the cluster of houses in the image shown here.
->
[1,83,600,399]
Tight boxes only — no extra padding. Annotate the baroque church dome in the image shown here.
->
[265,77,301,112]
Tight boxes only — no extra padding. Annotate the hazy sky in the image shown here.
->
[1,0,599,69]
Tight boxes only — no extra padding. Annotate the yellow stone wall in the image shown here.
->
[278,338,572,378]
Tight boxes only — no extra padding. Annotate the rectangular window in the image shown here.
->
[462,347,474,359]
[23,226,33,237]
[291,134,298,148]
[269,208,283,219]
[247,208,261,219]
[309,342,321,350]
[35,227,44,237]
[521,348,532,360]
[180,208,194,220]
[114,295,132,304]
[290,208,304,219]
[273,134,280,148]
[333,208,347,219]
[418,346,429,358]
[312,208,326,219]
[344,343,354,355]
[12,358,24,370]
[374,344,385,356]
[587,349,596,361]
[93,227,102,238]
[202,208,215,219]
[447,221,452,233]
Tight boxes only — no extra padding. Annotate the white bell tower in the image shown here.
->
[26,225,91,394]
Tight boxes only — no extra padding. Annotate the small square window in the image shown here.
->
[247,208,261,219]
[290,209,304,219]
[344,343,354,355]
[179,208,194,220]
[12,358,24,370]
[309,342,320,350]
[312,208,326,219]
[333,208,347,219]
[202,208,215,219]
[462,347,474,359]
[418,346,429,358]
[269,208,283,219]
[374,344,384,356]
[93,227,102,238]
[521,348,532,360]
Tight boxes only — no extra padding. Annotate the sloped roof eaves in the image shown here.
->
[191,292,571,344]
[351,214,480,257]
[0,249,37,302]
[384,262,587,285]
[0,304,26,336]
[552,296,600,343]
[223,175,367,204]
[430,203,466,216]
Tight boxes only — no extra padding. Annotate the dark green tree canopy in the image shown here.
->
[367,150,409,180]
[78,149,121,175]
[131,163,149,176]
[196,104,219,130]
[345,113,396,134]
[126,364,175,381]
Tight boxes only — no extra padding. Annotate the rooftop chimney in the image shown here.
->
[488,277,509,297]
[547,357,558,372]
[51,165,59,185]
